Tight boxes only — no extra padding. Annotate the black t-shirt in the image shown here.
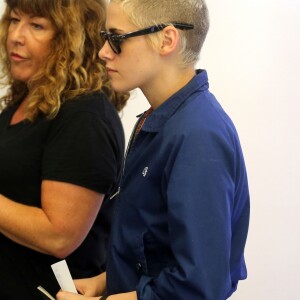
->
[0,92,125,299]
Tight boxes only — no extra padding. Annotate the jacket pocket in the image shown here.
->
[136,231,177,278]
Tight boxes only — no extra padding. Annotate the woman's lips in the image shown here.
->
[106,66,117,74]
[10,52,27,61]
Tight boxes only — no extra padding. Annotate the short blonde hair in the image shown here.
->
[111,0,209,67]
[0,0,129,119]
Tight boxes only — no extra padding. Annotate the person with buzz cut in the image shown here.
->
[57,0,250,299]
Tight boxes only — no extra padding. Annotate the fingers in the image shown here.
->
[56,290,79,300]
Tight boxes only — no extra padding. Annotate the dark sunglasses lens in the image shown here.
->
[100,31,107,42]
[108,37,121,54]
[100,32,119,54]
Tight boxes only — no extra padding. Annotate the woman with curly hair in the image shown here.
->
[0,0,129,299]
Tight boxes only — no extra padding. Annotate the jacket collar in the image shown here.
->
[141,69,209,133]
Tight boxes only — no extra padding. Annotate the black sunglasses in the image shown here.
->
[100,23,194,54]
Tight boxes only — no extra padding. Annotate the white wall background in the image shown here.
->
[1,1,300,299]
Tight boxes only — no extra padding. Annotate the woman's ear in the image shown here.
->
[159,26,180,56]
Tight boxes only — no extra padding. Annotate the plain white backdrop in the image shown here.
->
[1,1,300,299]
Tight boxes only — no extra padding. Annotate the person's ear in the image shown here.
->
[159,26,180,56]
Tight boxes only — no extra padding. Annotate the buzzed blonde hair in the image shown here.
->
[111,0,209,67]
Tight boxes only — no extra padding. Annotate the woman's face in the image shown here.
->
[98,2,162,94]
[6,9,56,83]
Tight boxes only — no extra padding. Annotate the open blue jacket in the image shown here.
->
[106,70,250,300]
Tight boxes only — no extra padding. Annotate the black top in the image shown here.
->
[0,92,125,299]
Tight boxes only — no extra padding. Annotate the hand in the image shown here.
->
[56,290,100,300]
[56,290,138,300]
[74,273,106,297]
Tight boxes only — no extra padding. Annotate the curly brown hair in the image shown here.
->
[0,0,129,120]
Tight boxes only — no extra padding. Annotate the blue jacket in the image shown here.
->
[106,70,250,300]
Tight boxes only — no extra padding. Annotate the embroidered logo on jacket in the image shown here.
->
[142,167,148,177]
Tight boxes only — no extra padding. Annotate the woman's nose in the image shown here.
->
[9,24,26,45]
[98,40,114,61]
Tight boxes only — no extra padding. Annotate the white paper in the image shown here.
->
[51,260,78,293]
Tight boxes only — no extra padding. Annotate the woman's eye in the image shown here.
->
[9,17,20,24]
[31,23,44,30]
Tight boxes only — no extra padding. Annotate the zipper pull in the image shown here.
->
[110,186,120,200]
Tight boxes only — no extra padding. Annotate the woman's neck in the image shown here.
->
[10,97,28,125]
[142,66,195,110]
